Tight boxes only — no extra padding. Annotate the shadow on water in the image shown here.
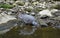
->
[0,26,60,38]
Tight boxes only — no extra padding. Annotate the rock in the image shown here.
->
[31,12,35,14]
[0,12,17,34]
[51,9,58,13]
[0,0,5,2]
[0,8,4,11]
[53,25,60,29]
[38,19,57,27]
[51,16,60,21]
[17,0,29,2]
[32,1,39,6]
[38,9,53,17]
[30,12,35,16]
[39,2,46,8]
[38,19,48,27]
[0,12,16,24]
[25,11,29,14]
[53,21,60,29]
[14,1,25,6]
[6,0,14,4]
[46,20,56,26]
[52,10,60,16]
[0,20,17,34]
[40,15,49,19]
[24,6,33,12]
[53,2,60,10]
[24,2,29,7]
[6,9,17,15]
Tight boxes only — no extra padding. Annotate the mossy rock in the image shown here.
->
[0,4,14,9]
[16,1,25,6]
[34,7,43,13]
[53,4,60,10]
[24,8,33,12]
[32,1,39,6]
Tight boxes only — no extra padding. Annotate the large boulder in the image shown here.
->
[0,12,17,34]
[38,9,53,17]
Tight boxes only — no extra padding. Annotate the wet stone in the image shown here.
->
[38,19,48,27]
[52,10,60,16]
[53,21,60,29]
[51,16,60,21]
[0,12,17,34]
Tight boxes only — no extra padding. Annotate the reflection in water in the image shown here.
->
[19,25,37,35]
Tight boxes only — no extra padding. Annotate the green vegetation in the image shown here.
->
[0,4,14,9]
